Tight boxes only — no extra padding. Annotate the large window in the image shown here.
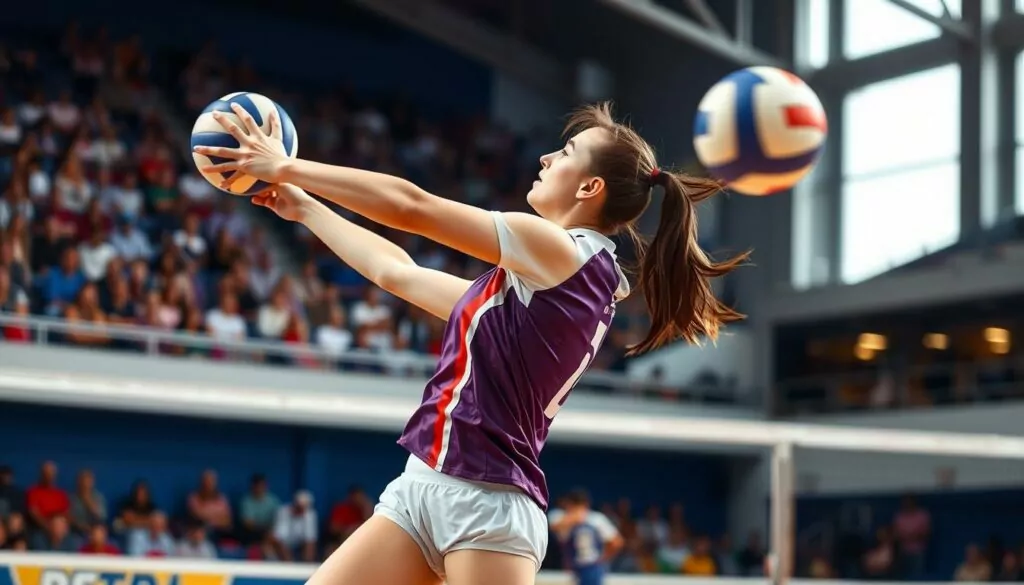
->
[845,0,962,60]
[1018,52,1024,214]
[796,0,830,69]
[841,65,961,284]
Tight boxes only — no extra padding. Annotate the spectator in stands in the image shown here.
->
[0,520,7,550]
[2,292,31,341]
[293,260,324,308]
[0,108,21,150]
[7,511,26,543]
[79,524,120,555]
[0,270,25,313]
[637,505,668,549]
[0,465,24,520]
[205,291,246,342]
[807,552,835,579]
[893,495,931,580]
[315,304,353,360]
[68,469,107,537]
[995,551,1021,581]
[25,461,69,532]
[863,526,897,579]
[65,283,110,346]
[32,216,72,276]
[0,183,33,229]
[127,511,174,557]
[231,260,260,317]
[54,156,93,216]
[239,474,279,544]
[716,534,739,576]
[656,526,690,573]
[110,216,153,262]
[78,228,117,282]
[177,520,217,559]
[350,286,394,351]
[173,212,207,261]
[103,174,145,222]
[116,480,157,533]
[41,247,86,316]
[31,515,76,552]
[187,469,232,540]
[249,250,280,303]
[327,486,371,547]
[273,490,318,562]
[48,89,80,133]
[682,536,717,576]
[178,170,217,215]
[955,544,992,581]
[257,284,292,341]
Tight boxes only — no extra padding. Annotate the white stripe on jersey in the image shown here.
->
[434,277,512,470]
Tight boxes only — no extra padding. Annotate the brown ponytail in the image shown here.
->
[631,172,748,355]
[564,102,748,356]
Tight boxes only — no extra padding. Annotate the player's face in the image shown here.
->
[528,127,609,222]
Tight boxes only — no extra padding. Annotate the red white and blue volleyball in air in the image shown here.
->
[191,92,299,195]
[693,66,827,196]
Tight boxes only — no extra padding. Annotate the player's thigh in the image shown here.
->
[443,549,538,585]
[306,515,440,585]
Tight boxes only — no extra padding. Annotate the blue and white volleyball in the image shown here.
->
[693,66,827,196]
[190,92,299,196]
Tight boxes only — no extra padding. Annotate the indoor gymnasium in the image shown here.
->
[0,1,1023,585]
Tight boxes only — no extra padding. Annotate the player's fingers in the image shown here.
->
[200,162,239,174]
[231,103,262,137]
[268,110,281,138]
[192,145,239,159]
[251,194,270,207]
[211,111,248,142]
[220,173,243,190]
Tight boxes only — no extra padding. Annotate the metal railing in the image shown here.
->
[0,312,753,405]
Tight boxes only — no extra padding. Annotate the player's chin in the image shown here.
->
[526,183,544,206]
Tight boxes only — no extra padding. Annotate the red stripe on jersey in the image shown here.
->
[427,269,507,467]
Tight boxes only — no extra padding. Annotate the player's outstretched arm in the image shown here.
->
[194,104,581,286]
[258,185,470,321]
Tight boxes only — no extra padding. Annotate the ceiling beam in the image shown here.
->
[594,0,788,68]
[885,0,975,42]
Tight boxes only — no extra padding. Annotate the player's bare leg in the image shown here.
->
[444,549,538,585]
[305,515,440,585]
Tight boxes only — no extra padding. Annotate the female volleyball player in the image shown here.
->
[194,102,745,585]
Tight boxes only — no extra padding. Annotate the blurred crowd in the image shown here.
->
[0,22,653,375]
[0,458,763,575]
[0,461,371,561]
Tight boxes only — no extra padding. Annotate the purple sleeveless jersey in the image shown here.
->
[397,228,629,510]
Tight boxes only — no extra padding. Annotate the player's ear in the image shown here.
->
[576,176,605,201]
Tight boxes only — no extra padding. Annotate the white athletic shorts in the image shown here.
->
[374,454,549,579]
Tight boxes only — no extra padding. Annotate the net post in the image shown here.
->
[770,442,795,585]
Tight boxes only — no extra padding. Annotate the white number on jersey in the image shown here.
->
[573,529,601,565]
[544,320,609,418]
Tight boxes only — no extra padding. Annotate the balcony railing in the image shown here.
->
[0,312,754,406]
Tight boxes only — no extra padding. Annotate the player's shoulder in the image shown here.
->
[566,228,630,301]
[585,510,616,527]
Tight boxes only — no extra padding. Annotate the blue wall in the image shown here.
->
[0,1,491,114]
[0,403,729,535]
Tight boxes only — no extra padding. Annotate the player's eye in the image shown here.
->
[560,149,568,157]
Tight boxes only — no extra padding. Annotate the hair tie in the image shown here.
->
[649,167,667,187]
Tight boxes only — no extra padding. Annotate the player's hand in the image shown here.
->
[193,103,289,187]
[251,184,317,223]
